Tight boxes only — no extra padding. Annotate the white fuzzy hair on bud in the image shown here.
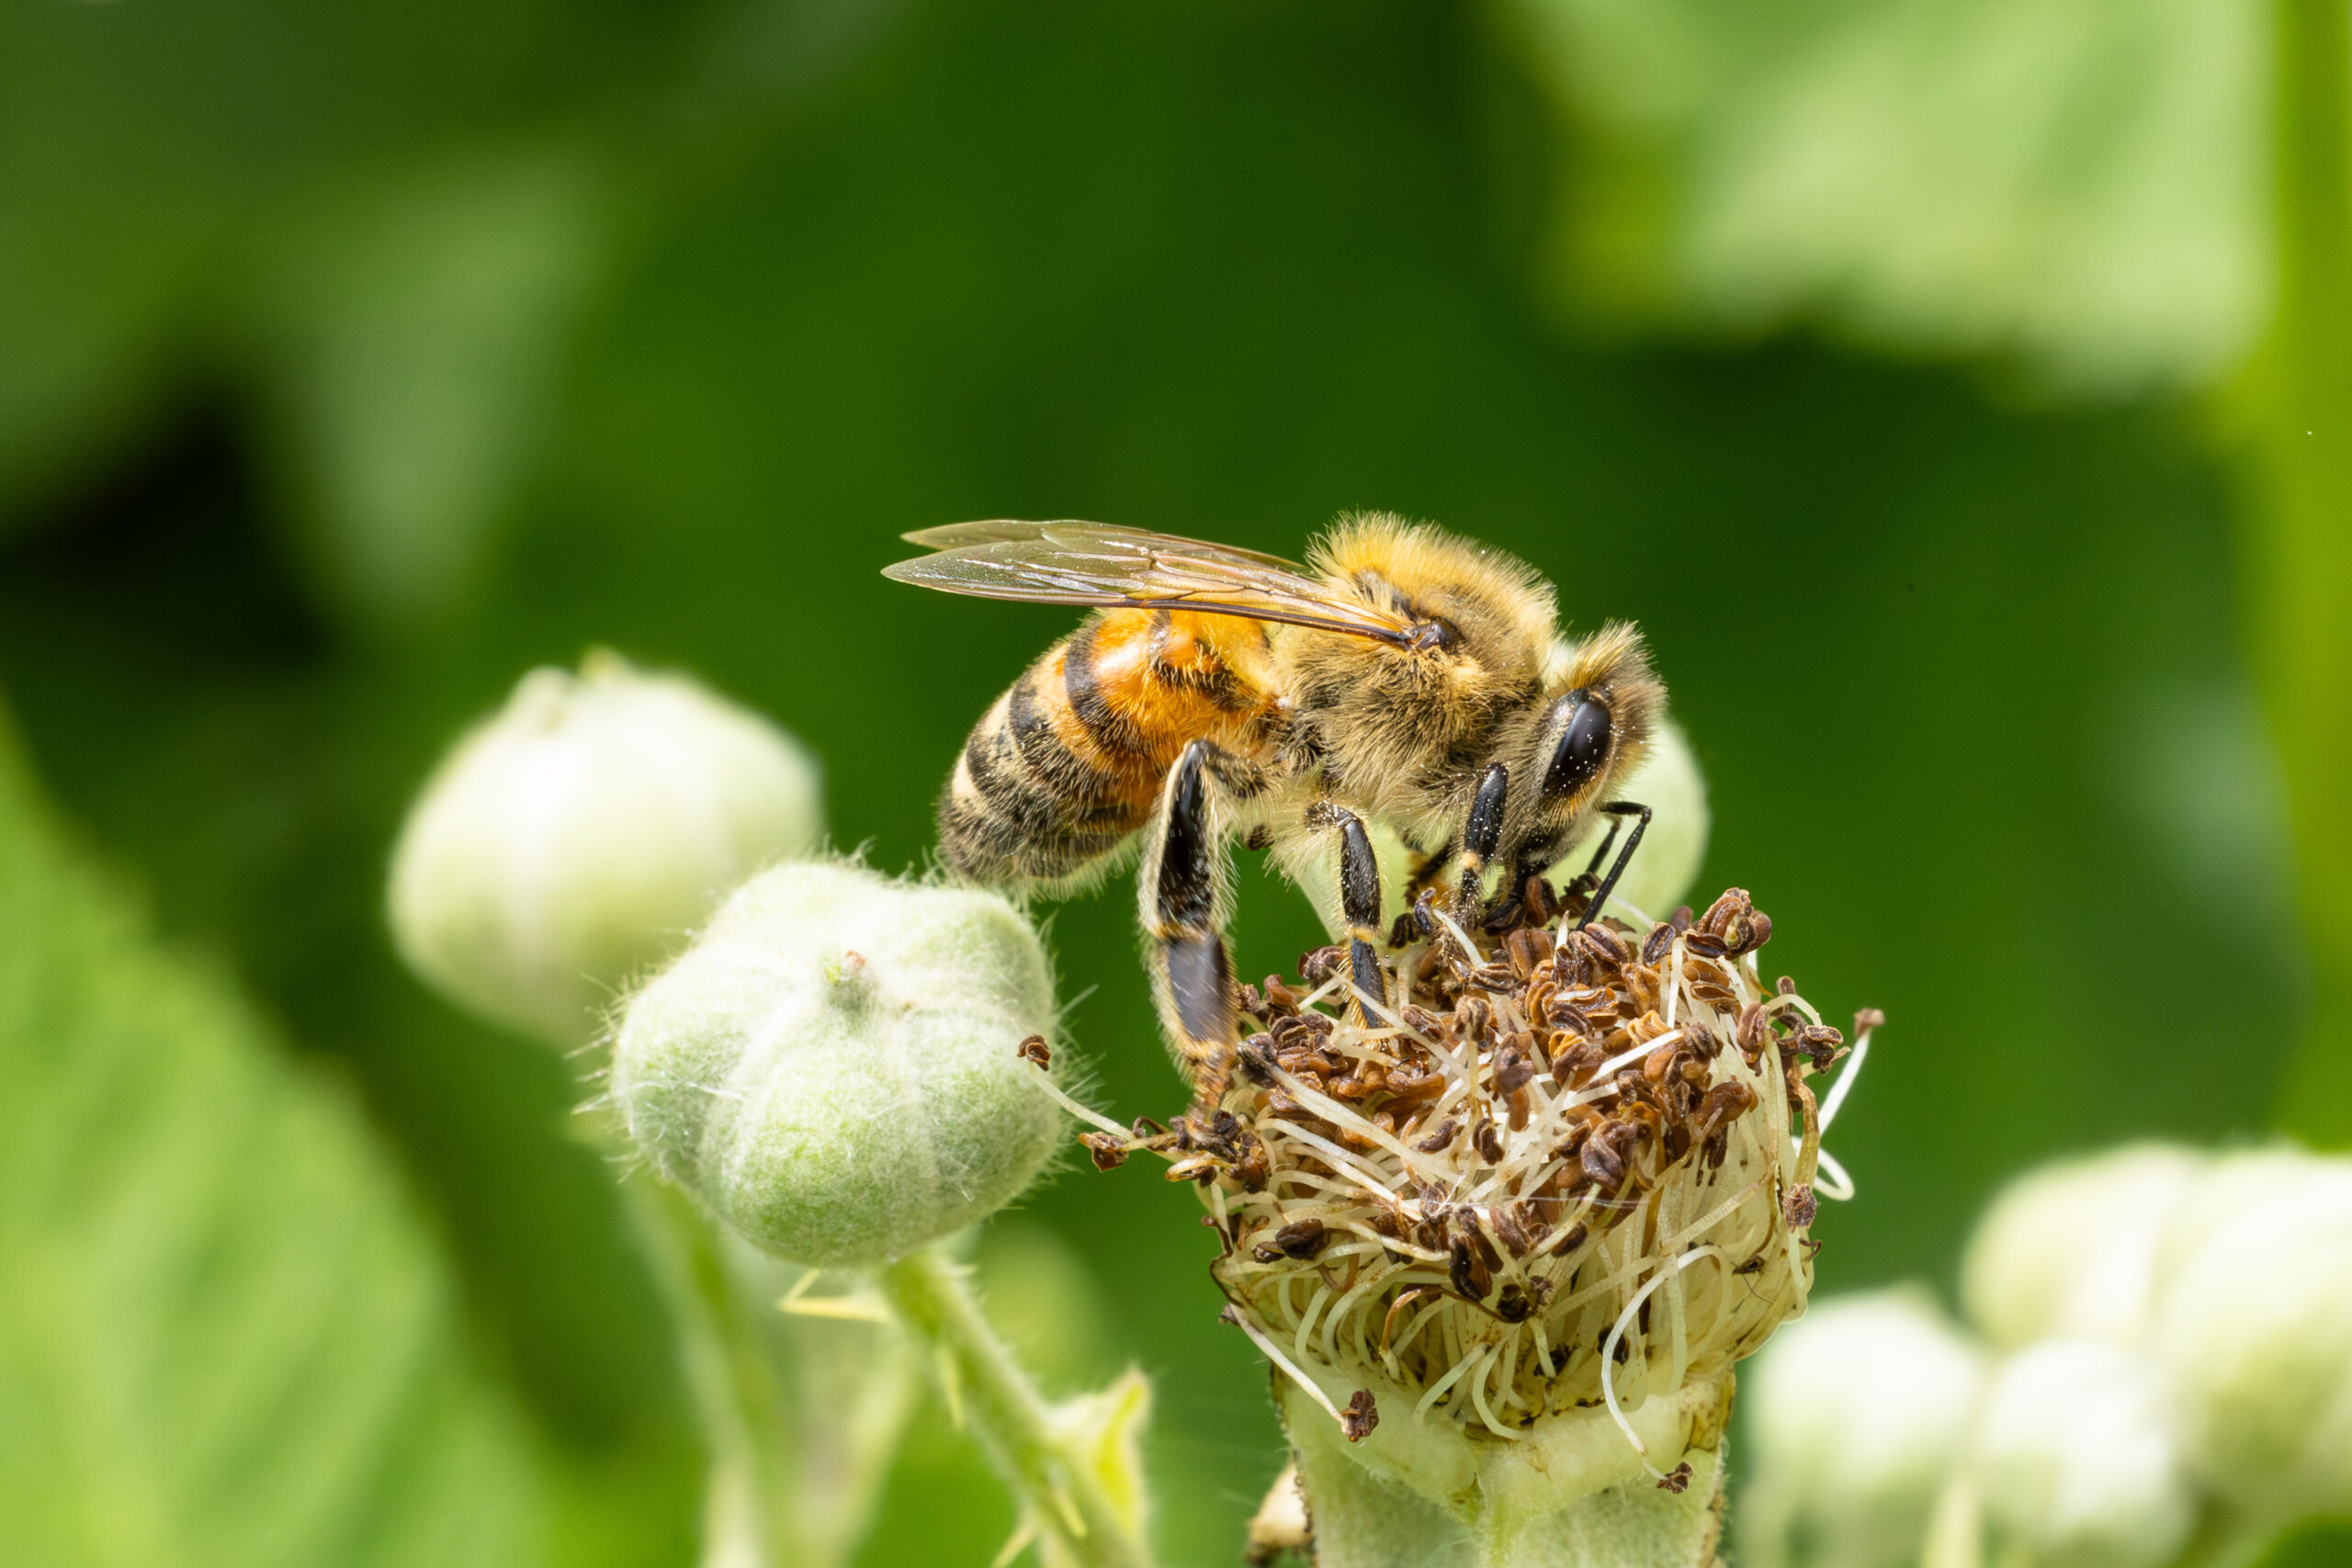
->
[612,859,1066,1269]
[1743,1287,1985,1568]
[1962,1144,2202,1350]
[1971,1337,2193,1568]
[389,650,823,1045]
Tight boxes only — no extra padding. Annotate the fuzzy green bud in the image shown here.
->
[612,860,1065,1269]
[390,651,823,1044]
[1962,1145,2202,1349]
[1973,1338,2193,1568]
[2151,1148,2352,1517]
[1745,1288,1985,1568]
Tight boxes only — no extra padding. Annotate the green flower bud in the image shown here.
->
[2152,1148,2352,1517]
[1042,1369,1153,1567]
[390,651,823,1045]
[1962,1145,2203,1349]
[1745,1288,1985,1568]
[1973,1339,2192,1568]
[612,860,1065,1269]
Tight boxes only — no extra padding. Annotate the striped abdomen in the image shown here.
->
[940,608,1279,887]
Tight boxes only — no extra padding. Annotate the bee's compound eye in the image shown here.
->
[1406,617,1460,653]
[1542,691,1612,801]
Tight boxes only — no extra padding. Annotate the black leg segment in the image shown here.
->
[1333,809,1386,1014]
[1580,814,1623,880]
[1581,800,1651,931]
[1156,741,1217,932]
[1145,739,1238,1095]
[1454,762,1510,922]
[1165,932,1234,1045]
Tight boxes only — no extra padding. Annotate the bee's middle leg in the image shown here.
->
[1303,802,1388,1021]
[1453,761,1510,924]
[1139,739,1260,1106]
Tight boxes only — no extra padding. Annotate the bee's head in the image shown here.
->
[1529,623,1660,829]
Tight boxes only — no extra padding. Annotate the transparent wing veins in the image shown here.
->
[883,521,1416,646]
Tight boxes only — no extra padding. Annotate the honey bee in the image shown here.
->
[884,515,1662,1100]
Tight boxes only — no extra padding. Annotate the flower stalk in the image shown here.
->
[2252,0,2352,1143]
[876,1246,1157,1568]
[625,1172,917,1568]
[627,1176,803,1568]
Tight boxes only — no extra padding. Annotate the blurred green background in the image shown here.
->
[1,0,2342,1563]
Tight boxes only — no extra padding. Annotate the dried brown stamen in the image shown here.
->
[1063,883,1872,1459]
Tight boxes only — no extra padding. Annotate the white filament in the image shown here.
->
[1815,1019,1873,1132]
[1601,1247,1724,1463]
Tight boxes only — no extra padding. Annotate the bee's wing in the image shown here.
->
[884,520,1417,647]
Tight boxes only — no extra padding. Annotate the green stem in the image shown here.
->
[2160,1503,2289,1568]
[621,1172,917,1568]
[625,1175,803,1568]
[876,1247,1156,1568]
[2256,0,2352,1142]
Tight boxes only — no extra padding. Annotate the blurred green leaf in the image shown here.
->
[0,704,545,1567]
[2252,1517,2352,1568]
[0,0,901,635]
[1506,0,2272,389]
[243,143,616,632]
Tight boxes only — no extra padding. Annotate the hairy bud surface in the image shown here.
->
[614,860,1063,1268]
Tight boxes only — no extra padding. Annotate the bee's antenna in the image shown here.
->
[1582,801,1651,929]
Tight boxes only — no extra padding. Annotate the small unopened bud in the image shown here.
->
[389,651,822,1044]
[1973,1338,2192,1568]
[612,860,1064,1269]
[2151,1147,2352,1517]
[1044,1368,1153,1557]
[1746,1288,1985,1568]
[1962,1144,2203,1348]
[1243,1466,1309,1568]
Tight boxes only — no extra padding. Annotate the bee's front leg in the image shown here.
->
[1581,800,1652,929]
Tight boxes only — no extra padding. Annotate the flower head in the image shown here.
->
[2152,1148,2352,1517]
[1973,1338,2194,1568]
[1076,886,1866,1518]
[1962,1145,2202,1350]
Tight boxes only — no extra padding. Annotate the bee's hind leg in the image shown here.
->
[1140,739,1258,1109]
